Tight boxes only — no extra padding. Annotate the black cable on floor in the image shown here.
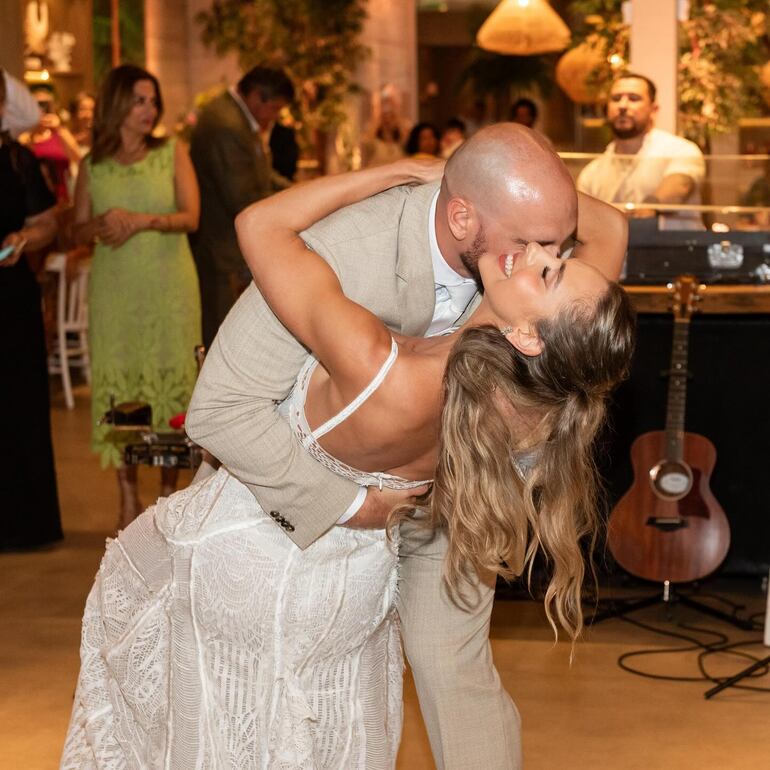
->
[697,641,770,693]
[613,615,770,692]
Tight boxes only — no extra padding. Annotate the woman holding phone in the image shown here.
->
[0,73,62,549]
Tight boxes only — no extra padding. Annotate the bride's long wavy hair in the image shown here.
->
[396,282,635,642]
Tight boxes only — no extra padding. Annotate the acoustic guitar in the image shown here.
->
[607,275,730,584]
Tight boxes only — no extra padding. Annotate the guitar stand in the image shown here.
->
[588,579,754,631]
[704,654,770,699]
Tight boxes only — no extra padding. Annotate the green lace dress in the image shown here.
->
[87,139,201,467]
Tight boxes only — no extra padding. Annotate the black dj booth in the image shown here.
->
[598,220,770,576]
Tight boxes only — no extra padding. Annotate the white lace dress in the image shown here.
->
[61,341,429,770]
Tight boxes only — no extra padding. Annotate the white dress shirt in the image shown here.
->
[338,190,477,523]
[577,127,705,230]
[426,191,478,335]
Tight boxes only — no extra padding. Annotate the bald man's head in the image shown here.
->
[436,123,577,280]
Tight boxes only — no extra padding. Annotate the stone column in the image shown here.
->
[629,0,677,133]
[0,0,26,78]
[145,0,192,133]
[330,0,417,171]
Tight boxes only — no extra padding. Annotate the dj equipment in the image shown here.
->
[625,218,770,285]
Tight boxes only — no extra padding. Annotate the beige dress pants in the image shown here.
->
[398,522,522,769]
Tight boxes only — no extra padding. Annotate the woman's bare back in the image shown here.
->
[302,334,451,482]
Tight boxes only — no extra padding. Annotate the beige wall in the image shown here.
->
[0,0,26,78]
[146,0,240,133]
[185,0,240,97]
[358,0,418,124]
[146,0,190,130]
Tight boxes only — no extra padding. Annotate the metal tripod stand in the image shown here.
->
[588,579,754,630]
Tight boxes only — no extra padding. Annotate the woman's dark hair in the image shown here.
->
[91,65,166,164]
[615,72,657,103]
[405,122,440,155]
[511,98,538,122]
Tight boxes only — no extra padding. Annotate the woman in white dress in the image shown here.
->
[61,159,634,769]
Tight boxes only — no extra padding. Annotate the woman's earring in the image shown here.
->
[500,326,513,336]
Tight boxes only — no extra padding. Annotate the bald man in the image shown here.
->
[186,124,626,769]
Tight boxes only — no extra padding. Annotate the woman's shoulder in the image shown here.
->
[381,341,444,420]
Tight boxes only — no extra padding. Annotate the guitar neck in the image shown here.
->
[665,318,690,461]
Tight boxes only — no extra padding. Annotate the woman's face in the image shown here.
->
[418,127,438,156]
[76,96,95,129]
[122,79,158,137]
[478,243,608,344]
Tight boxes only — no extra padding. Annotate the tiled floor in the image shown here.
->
[1,385,769,769]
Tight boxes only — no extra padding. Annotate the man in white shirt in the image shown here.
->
[577,73,705,229]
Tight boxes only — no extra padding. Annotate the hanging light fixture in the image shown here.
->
[477,0,571,56]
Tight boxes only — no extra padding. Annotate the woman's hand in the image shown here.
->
[0,232,27,268]
[98,208,144,248]
[394,156,445,186]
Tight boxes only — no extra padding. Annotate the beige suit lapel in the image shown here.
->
[396,182,440,336]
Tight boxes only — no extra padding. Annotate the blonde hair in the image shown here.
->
[395,282,635,642]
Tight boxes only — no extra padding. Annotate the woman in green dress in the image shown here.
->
[73,65,201,528]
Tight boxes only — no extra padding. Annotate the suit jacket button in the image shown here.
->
[269,510,280,519]
[285,524,295,532]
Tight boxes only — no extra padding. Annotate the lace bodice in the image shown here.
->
[282,339,431,491]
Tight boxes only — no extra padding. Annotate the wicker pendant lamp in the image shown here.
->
[477,0,571,56]
[555,42,605,104]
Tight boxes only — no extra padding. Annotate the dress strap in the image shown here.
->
[312,338,398,440]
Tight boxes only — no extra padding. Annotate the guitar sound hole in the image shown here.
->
[649,460,694,501]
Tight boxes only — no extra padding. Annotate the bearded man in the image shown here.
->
[577,73,705,230]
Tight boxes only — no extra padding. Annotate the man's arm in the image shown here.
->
[572,191,628,280]
[186,282,416,546]
[649,142,705,205]
[648,173,695,205]
[186,282,361,547]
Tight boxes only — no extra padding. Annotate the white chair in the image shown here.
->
[45,252,91,409]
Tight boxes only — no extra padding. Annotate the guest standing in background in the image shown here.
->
[20,85,81,204]
[269,119,299,184]
[189,66,294,349]
[440,117,466,159]
[0,74,62,550]
[510,98,553,148]
[362,107,407,168]
[68,91,96,157]
[404,121,440,158]
[510,98,539,130]
[73,65,201,528]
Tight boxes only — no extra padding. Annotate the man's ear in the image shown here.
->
[505,325,542,357]
[446,196,473,240]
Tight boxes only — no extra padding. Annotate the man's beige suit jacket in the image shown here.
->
[186,181,480,548]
